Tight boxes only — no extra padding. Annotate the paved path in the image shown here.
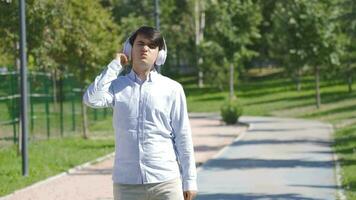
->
[196,116,340,200]
[1,113,246,200]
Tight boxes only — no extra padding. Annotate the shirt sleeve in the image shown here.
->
[171,84,198,191]
[83,59,123,108]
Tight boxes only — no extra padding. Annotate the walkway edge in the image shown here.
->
[0,152,115,200]
[328,124,347,200]
[197,120,251,173]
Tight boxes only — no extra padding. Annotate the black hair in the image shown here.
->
[129,26,165,51]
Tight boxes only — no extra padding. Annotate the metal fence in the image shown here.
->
[0,70,111,148]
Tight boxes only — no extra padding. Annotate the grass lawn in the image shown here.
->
[0,137,114,196]
[181,72,356,199]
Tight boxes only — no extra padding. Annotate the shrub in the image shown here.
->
[220,99,243,124]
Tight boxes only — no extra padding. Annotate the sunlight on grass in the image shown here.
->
[0,137,114,196]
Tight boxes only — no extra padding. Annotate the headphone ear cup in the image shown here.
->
[155,49,167,66]
[123,38,132,60]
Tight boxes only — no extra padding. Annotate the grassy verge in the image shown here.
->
[181,72,356,199]
[0,137,114,197]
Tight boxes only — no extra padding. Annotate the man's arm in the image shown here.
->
[171,84,198,195]
[83,54,126,108]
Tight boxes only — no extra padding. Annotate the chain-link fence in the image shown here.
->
[0,70,111,148]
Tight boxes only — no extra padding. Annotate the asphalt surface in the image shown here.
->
[196,116,340,200]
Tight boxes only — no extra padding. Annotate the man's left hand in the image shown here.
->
[183,191,197,200]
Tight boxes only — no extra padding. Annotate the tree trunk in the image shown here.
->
[295,68,301,91]
[198,70,203,88]
[229,63,236,100]
[195,0,205,88]
[348,74,353,93]
[314,66,321,109]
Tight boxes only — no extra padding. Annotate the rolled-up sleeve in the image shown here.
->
[83,59,123,108]
[171,84,197,191]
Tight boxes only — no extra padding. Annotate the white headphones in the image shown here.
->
[122,33,167,66]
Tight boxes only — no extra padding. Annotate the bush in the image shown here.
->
[220,99,243,124]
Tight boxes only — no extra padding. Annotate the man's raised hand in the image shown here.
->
[115,53,129,66]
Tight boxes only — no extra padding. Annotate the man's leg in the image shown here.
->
[148,178,184,200]
[113,183,148,200]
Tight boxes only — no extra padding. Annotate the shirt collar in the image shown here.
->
[128,68,158,83]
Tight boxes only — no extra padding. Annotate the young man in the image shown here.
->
[83,26,197,200]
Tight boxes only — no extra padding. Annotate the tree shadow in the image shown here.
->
[247,127,330,133]
[196,192,324,200]
[194,145,226,152]
[185,86,221,97]
[243,88,356,112]
[334,147,356,155]
[79,143,115,149]
[232,139,332,147]
[196,133,236,138]
[289,184,342,189]
[243,94,313,107]
[193,96,225,102]
[304,104,356,118]
[202,158,338,170]
[334,134,356,149]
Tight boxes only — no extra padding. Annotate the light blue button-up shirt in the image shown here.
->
[83,60,197,191]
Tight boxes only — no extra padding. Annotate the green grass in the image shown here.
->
[334,125,356,196]
[0,137,114,196]
[180,72,356,199]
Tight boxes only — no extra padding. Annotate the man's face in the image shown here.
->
[131,34,159,71]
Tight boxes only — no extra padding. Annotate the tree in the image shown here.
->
[57,0,121,138]
[0,0,121,138]
[105,0,197,77]
[272,0,343,108]
[338,0,356,93]
[203,0,262,99]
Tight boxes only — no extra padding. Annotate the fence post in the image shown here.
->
[29,73,34,133]
[59,76,64,137]
[9,72,18,144]
[71,91,76,131]
[44,74,50,138]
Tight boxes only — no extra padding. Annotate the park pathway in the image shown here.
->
[1,115,342,200]
[0,113,245,200]
[196,116,342,200]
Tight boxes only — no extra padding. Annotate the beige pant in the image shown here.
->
[113,178,184,200]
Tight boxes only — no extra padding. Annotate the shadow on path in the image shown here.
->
[202,158,335,170]
[196,193,325,200]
